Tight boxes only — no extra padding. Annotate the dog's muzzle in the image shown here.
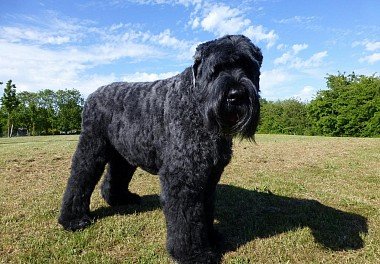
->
[226,88,248,105]
[204,72,260,138]
[223,87,250,126]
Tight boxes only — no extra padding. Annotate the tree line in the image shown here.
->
[0,80,83,137]
[1,72,379,137]
[258,73,380,137]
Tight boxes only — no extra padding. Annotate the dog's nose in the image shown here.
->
[227,88,245,104]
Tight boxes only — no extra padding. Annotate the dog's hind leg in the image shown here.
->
[100,148,140,206]
[58,133,109,231]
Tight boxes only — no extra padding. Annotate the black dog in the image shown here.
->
[59,35,262,263]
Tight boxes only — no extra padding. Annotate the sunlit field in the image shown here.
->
[1,135,379,263]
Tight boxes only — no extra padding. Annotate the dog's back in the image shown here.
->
[81,74,186,174]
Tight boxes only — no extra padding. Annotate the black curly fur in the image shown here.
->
[58,35,262,263]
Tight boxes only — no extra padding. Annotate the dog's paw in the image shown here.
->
[58,215,93,231]
[172,250,220,264]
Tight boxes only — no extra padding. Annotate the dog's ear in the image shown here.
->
[250,44,263,68]
[239,35,263,68]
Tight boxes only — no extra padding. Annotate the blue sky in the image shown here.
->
[1,0,379,101]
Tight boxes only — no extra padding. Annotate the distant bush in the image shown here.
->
[257,73,380,137]
[308,73,380,137]
[258,98,311,135]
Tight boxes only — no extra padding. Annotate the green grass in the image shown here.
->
[1,134,379,263]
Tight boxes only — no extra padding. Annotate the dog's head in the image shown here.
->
[192,35,263,138]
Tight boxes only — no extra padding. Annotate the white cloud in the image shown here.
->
[87,41,163,63]
[293,85,316,102]
[176,0,202,7]
[191,3,278,48]
[0,40,104,94]
[0,39,183,96]
[292,43,308,54]
[0,19,192,96]
[259,68,296,100]
[129,0,201,6]
[360,53,380,64]
[260,69,289,94]
[199,4,251,36]
[353,40,380,64]
[191,17,200,29]
[243,25,278,48]
[0,36,181,96]
[77,74,118,97]
[276,16,318,25]
[274,44,328,70]
[105,1,279,49]
[1,26,72,45]
[365,41,380,51]
[122,71,179,82]
[277,43,286,50]
[0,12,94,46]
[150,29,189,50]
[274,43,308,65]
[291,51,328,69]
[353,40,380,51]
[274,52,292,65]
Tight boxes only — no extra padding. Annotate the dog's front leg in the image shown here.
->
[160,165,219,264]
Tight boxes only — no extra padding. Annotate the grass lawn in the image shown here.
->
[0,134,379,263]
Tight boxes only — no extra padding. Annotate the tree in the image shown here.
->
[15,91,40,135]
[13,88,84,136]
[308,73,380,137]
[0,82,5,135]
[258,99,284,134]
[0,80,20,137]
[37,89,57,133]
[258,98,311,135]
[55,89,83,133]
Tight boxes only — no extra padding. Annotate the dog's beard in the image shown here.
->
[204,76,260,138]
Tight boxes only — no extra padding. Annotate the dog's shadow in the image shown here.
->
[91,194,161,220]
[91,184,368,253]
[215,184,368,252]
